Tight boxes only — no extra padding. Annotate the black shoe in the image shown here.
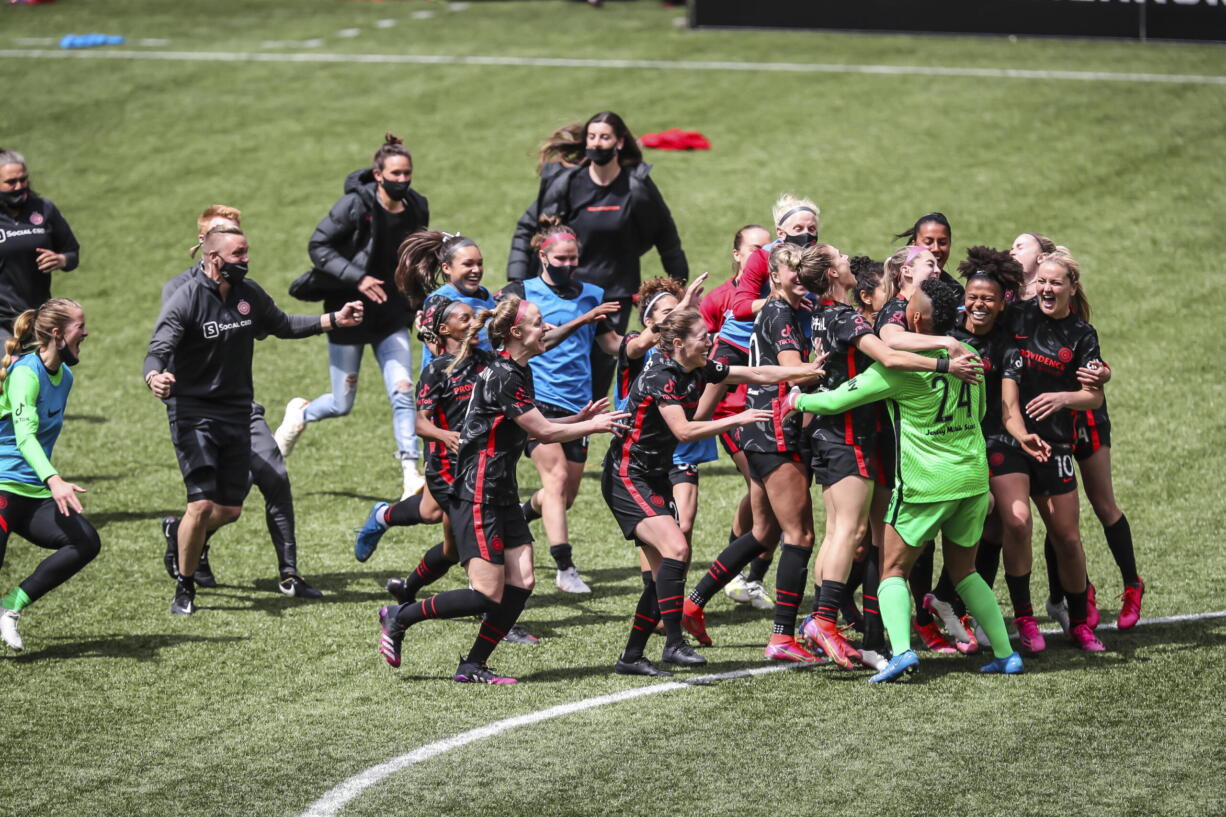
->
[503,623,540,645]
[386,577,414,604]
[162,516,179,580]
[192,545,217,588]
[278,574,323,599]
[170,579,196,615]
[615,655,673,677]
[661,639,708,667]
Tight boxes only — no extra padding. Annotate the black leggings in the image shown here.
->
[0,492,101,604]
[249,410,296,575]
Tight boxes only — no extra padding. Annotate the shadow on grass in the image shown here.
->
[579,463,746,481]
[64,413,109,424]
[4,632,247,663]
[194,571,395,613]
[307,489,386,503]
[89,509,182,530]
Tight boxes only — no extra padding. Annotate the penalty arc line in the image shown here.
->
[301,608,1226,817]
[0,48,1224,86]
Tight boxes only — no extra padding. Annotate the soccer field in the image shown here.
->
[3,2,1226,815]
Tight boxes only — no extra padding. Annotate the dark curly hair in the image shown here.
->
[851,257,884,314]
[920,278,960,336]
[957,246,1023,301]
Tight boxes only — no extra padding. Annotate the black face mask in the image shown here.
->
[585,146,616,167]
[219,260,249,284]
[58,341,79,367]
[545,263,577,287]
[783,232,816,248]
[0,189,27,209]
[381,179,411,201]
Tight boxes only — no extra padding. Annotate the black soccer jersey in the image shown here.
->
[605,354,729,476]
[810,300,879,445]
[742,297,808,453]
[874,296,909,334]
[1004,300,1102,445]
[951,319,1022,443]
[454,352,537,506]
[417,349,492,488]
[614,331,648,411]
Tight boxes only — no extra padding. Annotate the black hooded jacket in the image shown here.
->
[308,168,429,345]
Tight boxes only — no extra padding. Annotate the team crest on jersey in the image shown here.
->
[1058,347,1073,363]
[236,300,251,316]
[29,212,43,226]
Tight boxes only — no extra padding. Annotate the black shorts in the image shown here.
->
[668,463,699,486]
[424,470,455,506]
[810,437,877,486]
[717,426,743,457]
[524,401,589,464]
[1074,415,1111,461]
[988,442,1078,497]
[170,416,252,507]
[601,463,676,540]
[710,337,749,367]
[448,497,532,565]
[744,449,805,483]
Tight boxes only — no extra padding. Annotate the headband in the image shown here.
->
[776,205,817,228]
[513,298,529,327]
[540,232,577,252]
[441,236,477,263]
[904,245,927,264]
[642,290,673,322]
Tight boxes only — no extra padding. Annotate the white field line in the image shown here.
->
[300,607,1226,817]
[0,48,1223,85]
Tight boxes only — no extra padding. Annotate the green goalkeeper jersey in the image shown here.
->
[795,347,987,503]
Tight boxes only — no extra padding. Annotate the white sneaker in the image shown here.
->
[724,573,752,603]
[400,458,425,500]
[923,592,970,644]
[744,579,774,610]
[273,397,310,457]
[555,566,591,594]
[0,606,23,651]
[859,648,889,672]
[1045,596,1071,635]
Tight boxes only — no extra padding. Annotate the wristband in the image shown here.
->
[328,311,337,329]
[936,358,949,373]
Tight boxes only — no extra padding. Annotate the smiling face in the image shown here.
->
[643,293,679,331]
[442,245,484,292]
[440,302,476,349]
[1035,260,1073,318]
[1010,233,1043,278]
[963,278,1004,334]
[914,220,951,269]
[671,318,712,371]
[771,261,808,304]
[901,249,939,290]
[510,302,546,357]
[56,306,88,360]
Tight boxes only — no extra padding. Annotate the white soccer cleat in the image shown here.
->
[1045,596,1071,636]
[400,457,425,500]
[273,398,310,457]
[724,573,752,603]
[1,607,24,651]
[743,579,774,610]
[923,592,970,644]
[555,566,591,594]
[858,648,889,672]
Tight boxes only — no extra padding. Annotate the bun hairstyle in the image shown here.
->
[395,230,480,309]
[449,297,525,373]
[0,298,81,383]
[895,211,951,245]
[1036,246,1091,322]
[731,224,768,275]
[957,246,1024,301]
[530,214,581,255]
[636,277,684,327]
[919,278,959,336]
[584,111,643,168]
[537,122,585,175]
[1027,232,1057,255]
[654,307,703,356]
[190,204,241,257]
[771,194,820,230]
[796,242,839,299]
[768,241,805,280]
[372,132,412,171]
[851,257,885,313]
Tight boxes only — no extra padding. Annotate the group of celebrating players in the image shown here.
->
[0,116,1144,685]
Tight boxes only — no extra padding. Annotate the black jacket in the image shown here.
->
[0,194,80,326]
[506,162,687,296]
[307,168,429,344]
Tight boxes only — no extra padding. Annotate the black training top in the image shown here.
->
[606,353,729,477]
[1004,299,1102,445]
[874,296,908,334]
[614,331,649,410]
[144,273,323,423]
[0,194,79,326]
[810,300,879,446]
[742,297,808,454]
[951,318,1022,444]
[565,171,634,296]
[417,348,492,488]
[454,352,537,506]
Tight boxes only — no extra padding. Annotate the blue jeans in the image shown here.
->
[303,330,418,459]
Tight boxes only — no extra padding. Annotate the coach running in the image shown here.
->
[143,225,363,615]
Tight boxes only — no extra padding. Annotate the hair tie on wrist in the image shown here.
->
[936,357,949,373]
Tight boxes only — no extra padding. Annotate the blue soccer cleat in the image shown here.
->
[355,502,389,562]
[869,649,919,683]
[980,651,1024,675]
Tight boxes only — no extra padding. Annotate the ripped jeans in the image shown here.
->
[303,329,418,460]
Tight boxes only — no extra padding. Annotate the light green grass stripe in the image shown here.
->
[1,48,1224,85]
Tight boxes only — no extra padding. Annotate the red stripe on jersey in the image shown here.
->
[436,410,455,485]
[772,384,786,451]
[0,513,8,533]
[618,395,658,515]
[843,347,859,445]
